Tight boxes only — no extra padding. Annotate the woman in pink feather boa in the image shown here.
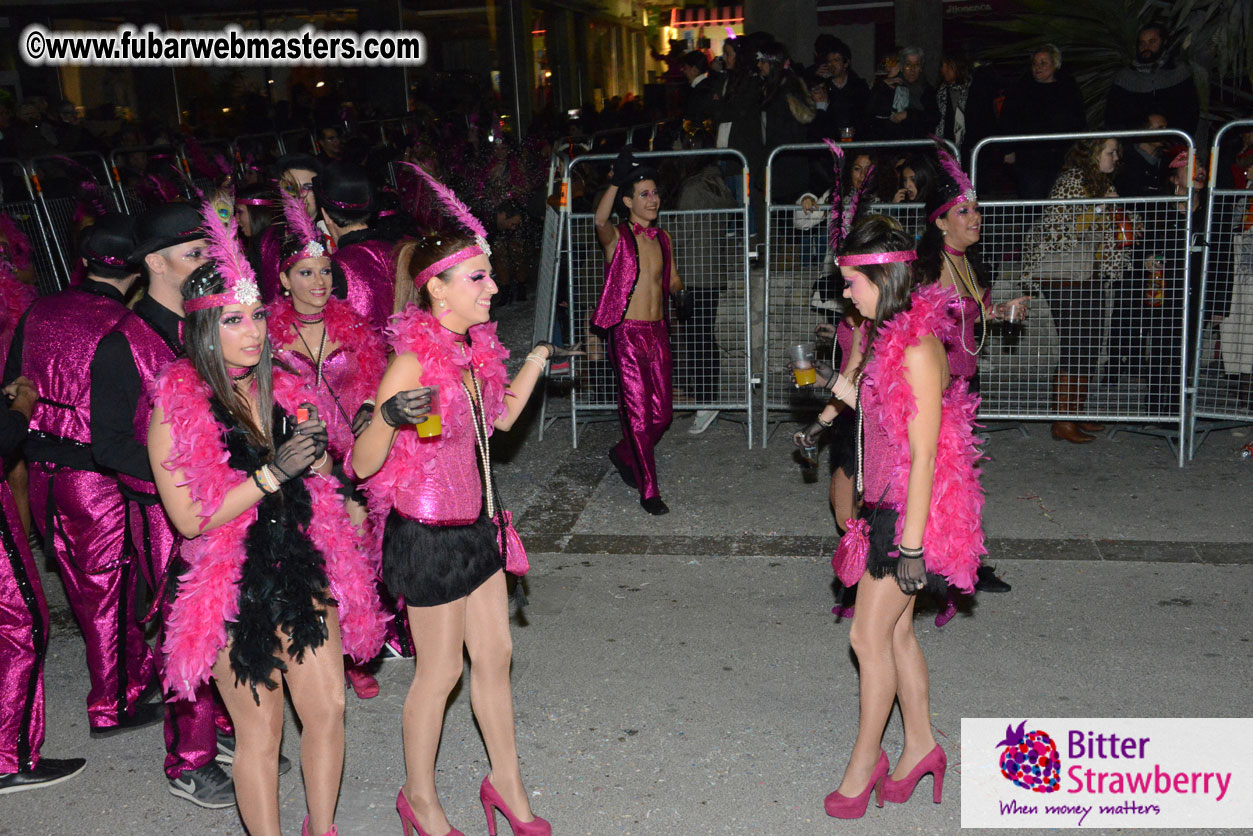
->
[270,199,393,700]
[816,215,984,820]
[149,218,385,836]
[354,229,570,836]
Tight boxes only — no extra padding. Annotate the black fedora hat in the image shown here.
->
[313,162,375,215]
[131,202,205,260]
[78,213,137,278]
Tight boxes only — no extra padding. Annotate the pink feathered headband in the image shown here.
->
[396,160,491,286]
[929,139,977,223]
[184,199,261,312]
[837,250,917,267]
[278,187,326,274]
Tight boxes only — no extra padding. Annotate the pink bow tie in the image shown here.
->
[633,223,660,239]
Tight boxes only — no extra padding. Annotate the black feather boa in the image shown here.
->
[213,400,335,701]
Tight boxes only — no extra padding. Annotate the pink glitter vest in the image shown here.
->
[942,287,991,382]
[365,308,508,525]
[108,312,179,493]
[332,238,396,332]
[22,288,130,446]
[591,223,672,331]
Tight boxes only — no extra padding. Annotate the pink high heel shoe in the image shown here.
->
[345,665,380,699]
[302,815,338,836]
[480,775,551,836]
[879,744,947,805]
[824,749,888,819]
[396,788,465,836]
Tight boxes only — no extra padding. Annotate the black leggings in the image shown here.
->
[1043,283,1105,376]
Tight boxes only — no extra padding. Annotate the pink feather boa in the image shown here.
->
[855,283,985,593]
[269,297,387,474]
[0,270,37,371]
[155,359,387,700]
[363,305,508,514]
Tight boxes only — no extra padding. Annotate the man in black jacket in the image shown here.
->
[1105,23,1199,137]
[681,51,719,133]
[820,39,868,140]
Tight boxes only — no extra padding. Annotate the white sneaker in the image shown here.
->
[689,410,719,434]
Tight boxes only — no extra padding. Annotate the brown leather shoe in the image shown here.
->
[1051,421,1095,443]
[1077,422,1105,432]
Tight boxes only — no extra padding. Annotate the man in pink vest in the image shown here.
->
[90,202,241,807]
[320,162,397,331]
[592,148,687,515]
[2,215,161,735]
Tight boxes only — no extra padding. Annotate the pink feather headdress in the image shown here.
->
[279,187,325,273]
[396,160,491,286]
[929,138,977,223]
[824,139,874,254]
[184,199,260,312]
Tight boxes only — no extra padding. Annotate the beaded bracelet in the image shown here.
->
[832,376,856,403]
[260,464,281,493]
[524,353,548,371]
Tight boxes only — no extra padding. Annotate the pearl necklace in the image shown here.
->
[940,249,987,357]
[464,371,496,518]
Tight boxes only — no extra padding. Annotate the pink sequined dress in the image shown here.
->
[367,306,510,607]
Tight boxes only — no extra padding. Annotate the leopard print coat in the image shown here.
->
[1021,167,1132,285]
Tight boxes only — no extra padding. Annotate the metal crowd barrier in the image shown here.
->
[1191,119,1253,454]
[761,138,949,446]
[108,145,188,213]
[233,132,285,180]
[27,152,124,286]
[278,129,317,156]
[972,130,1195,466]
[556,148,754,448]
[0,157,65,295]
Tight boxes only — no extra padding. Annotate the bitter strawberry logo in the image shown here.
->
[997,720,1061,793]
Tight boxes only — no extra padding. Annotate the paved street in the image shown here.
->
[5,302,1251,836]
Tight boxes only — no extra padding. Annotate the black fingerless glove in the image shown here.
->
[271,433,319,484]
[895,547,928,595]
[351,403,374,436]
[380,388,433,428]
[796,420,825,450]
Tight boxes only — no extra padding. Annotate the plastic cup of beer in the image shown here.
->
[789,344,817,387]
[416,385,442,439]
[840,126,855,142]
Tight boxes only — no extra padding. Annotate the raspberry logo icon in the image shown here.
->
[996,720,1061,793]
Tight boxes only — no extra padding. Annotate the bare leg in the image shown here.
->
[284,607,347,835]
[831,468,857,535]
[836,573,911,797]
[889,596,937,778]
[401,597,468,835]
[463,571,534,820]
[213,647,286,836]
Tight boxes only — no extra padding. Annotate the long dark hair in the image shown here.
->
[182,262,275,452]
[392,232,477,314]
[915,172,989,290]
[839,214,916,381]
